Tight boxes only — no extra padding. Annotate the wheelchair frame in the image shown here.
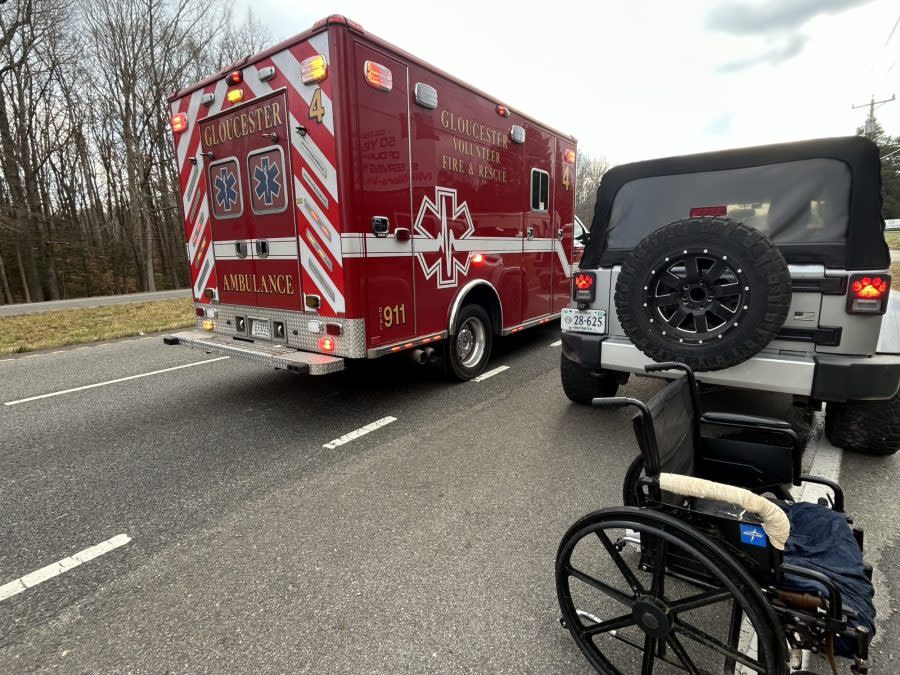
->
[556,363,874,675]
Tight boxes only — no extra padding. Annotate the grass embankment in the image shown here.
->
[884,230,900,250]
[892,262,900,290]
[0,297,194,355]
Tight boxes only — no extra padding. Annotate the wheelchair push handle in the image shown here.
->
[592,396,647,412]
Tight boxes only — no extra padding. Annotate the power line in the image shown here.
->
[852,94,896,136]
[885,13,900,47]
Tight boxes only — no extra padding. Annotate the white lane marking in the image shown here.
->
[3,357,229,406]
[550,340,562,347]
[472,365,509,382]
[323,416,397,450]
[0,534,132,603]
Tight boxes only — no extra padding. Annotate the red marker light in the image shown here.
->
[364,60,393,91]
[496,105,510,118]
[852,276,888,299]
[227,71,243,85]
[318,336,336,353]
[471,253,485,265]
[170,113,188,134]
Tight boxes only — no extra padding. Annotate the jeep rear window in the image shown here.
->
[605,158,850,250]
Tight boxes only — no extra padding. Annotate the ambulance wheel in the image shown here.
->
[444,304,493,381]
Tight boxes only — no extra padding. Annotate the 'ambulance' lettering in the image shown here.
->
[222,273,295,295]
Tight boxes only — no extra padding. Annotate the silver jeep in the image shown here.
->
[561,136,900,455]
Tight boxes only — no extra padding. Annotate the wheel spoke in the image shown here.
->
[694,313,709,334]
[662,271,684,289]
[650,537,666,597]
[581,612,637,637]
[684,256,700,283]
[669,589,733,614]
[641,634,657,675]
[665,308,689,329]
[711,282,740,299]
[675,618,766,672]
[703,260,727,284]
[666,633,701,675]
[655,292,680,307]
[596,530,645,594]
[566,565,636,608]
[707,301,735,322]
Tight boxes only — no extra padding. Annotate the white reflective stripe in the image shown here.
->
[364,235,415,258]
[341,234,365,257]
[270,48,335,134]
[298,237,345,312]
[266,238,299,259]
[554,239,573,278]
[523,238,555,253]
[213,240,240,260]
[295,177,341,264]
[452,236,523,253]
[176,90,202,169]
[187,203,209,262]
[193,246,215,298]
[290,112,338,202]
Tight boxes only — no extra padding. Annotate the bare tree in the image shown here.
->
[575,150,610,226]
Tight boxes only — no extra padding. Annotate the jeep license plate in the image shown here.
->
[251,319,271,339]
[561,308,606,334]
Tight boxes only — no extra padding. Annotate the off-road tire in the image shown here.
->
[615,217,791,371]
[443,303,493,381]
[560,353,620,404]
[825,393,900,455]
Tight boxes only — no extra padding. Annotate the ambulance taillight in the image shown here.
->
[318,336,336,353]
[170,113,188,134]
[300,55,327,84]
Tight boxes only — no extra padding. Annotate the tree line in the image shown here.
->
[0,0,270,304]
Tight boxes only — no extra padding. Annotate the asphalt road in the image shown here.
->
[0,327,897,673]
[0,289,191,317]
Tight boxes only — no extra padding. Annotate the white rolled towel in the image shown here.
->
[659,473,790,551]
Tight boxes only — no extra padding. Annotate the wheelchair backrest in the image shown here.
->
[632,374,698,478]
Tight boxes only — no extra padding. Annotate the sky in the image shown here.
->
[234,0,900,166]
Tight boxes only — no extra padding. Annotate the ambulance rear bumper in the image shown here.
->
[163,330,344,375]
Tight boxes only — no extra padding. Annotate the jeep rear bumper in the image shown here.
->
[561,332,900,401]
[164,331,344,375]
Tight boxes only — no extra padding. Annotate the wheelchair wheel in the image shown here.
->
[556,507,787,674]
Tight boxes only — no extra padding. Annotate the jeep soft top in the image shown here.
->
[561,136,900,455]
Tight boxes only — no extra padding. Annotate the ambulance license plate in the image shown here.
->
[561,308,606,334]
[251,319,271,339]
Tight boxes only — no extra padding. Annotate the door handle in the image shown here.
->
[394,227,411,242]
[235,241,248,259]
[526,227,535,240]
[255,240,269,258]
[261,132,279,142]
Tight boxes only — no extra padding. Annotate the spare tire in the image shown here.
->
[615,217,791,371]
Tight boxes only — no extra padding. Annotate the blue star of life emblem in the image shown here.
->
[253,156,282,206]
[213,167,238,211]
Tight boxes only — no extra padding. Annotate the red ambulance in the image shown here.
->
[165,15,577,380]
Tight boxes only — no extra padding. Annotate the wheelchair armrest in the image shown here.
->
[700,411,792,430]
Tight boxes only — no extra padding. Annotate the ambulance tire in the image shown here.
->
[444,304,493,381]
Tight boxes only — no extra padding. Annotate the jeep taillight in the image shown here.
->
[847,274,890,314]
[573,272,596,304]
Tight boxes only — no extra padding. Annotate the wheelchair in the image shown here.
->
[556,363,876,674]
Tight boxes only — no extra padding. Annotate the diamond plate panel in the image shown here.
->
[197,304,366,358]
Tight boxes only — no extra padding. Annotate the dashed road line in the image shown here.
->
[323,416,397,449]
[0,534,132,603]
[472,365,509,382]
[549,340,562,347]
[3,357,229,406]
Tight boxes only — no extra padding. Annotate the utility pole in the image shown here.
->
[852,94,895,137]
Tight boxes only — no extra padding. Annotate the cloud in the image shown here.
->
[704,113,733,136]
[706,0,873,35]
[716,33,808,73]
